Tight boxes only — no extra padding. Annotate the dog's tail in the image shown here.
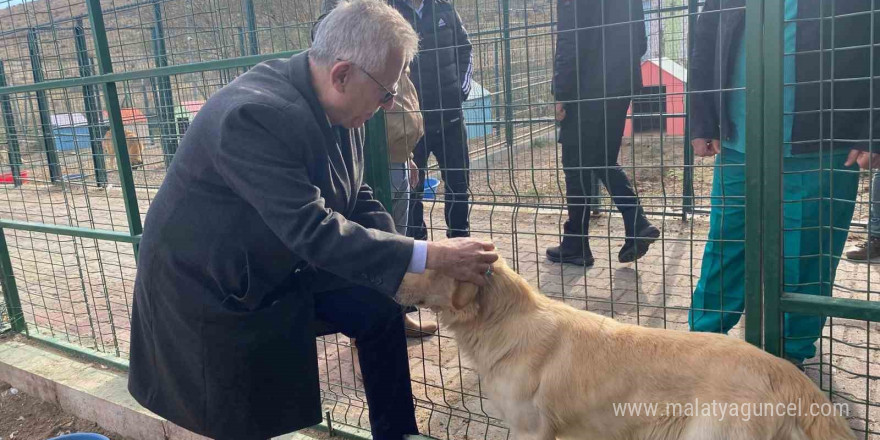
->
[784,372,855,440]
[798,409,855,440]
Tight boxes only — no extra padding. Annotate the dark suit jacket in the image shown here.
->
[127,50,413,440]
[553,0,647,100]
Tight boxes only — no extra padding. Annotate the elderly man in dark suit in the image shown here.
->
[126,1,498,439]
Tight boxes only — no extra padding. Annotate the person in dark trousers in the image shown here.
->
[393,0,474,239]
[547,0,660,267]
[126,2,498,439]
[688,0,880,370]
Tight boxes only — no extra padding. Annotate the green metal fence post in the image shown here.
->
[237,26,250,74]
[364,111,393,209]
[0,61,23,187]
[681,0,698,218]
[0,228,25,333]
[238,26,247,58]
[244,0,260,56]
[500,0,514,148]
[761,0,785,357]
[743,0,767,349]
[152,0,179,167]
[75,19,109,187]
[27,28,61,183]
[86,0,144,258]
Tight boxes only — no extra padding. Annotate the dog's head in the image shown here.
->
[397,269,480,315]
[398,258,539,327]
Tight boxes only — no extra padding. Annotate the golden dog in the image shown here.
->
[397,258,854,440]
[102,129,143,168]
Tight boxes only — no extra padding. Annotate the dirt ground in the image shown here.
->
[0,381,125,440]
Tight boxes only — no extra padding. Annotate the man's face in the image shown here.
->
[333,51,405,129]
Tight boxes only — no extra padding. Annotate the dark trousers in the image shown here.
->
[314,286,418,440]
[559,98,647,250]
[409,114,470,239]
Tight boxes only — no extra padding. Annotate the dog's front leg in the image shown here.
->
[505,408,556,440]
[490,377,557,440]
[509,424,555,440]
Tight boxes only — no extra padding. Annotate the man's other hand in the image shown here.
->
[845,149,880,170]
[555,103,567,122]
[692,138,721,157]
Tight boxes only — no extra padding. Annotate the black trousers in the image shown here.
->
[559,98,647,249]
[408,114,470,239]
[314,286,418,440]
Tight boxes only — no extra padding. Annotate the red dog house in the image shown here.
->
[624,57,687,137]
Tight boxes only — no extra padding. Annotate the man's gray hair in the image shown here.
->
[312,0,420,73]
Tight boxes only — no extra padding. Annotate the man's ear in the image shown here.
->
[330,61,353,92]
[451,281,479,310]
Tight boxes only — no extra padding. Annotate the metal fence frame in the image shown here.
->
[1,0,879,438]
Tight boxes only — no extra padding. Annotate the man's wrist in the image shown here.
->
[425,241,438,270]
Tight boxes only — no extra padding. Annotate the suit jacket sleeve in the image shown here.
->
[213,102,413,296]
[689,0,721,141]
[348,127,398,233]
[351,182,398,234]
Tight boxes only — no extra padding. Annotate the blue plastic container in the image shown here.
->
[49,433,110,440]
[423,177,441,199]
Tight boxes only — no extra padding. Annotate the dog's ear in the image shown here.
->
[451,281,479,310]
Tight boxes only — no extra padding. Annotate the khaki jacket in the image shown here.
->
[385,67,424,163]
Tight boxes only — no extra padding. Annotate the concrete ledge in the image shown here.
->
[0,336,212,440]
[0,335,436,440]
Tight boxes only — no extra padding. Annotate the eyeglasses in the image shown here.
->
[338,58,397,104]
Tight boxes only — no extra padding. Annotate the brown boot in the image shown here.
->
[846,236,880,261]
[404,314,438,338]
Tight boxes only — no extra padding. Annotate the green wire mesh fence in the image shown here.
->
[1,0,880,438]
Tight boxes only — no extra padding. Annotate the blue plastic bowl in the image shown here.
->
[50,434,110,440]
[423,177,441,200]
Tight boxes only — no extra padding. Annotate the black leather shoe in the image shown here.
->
[546,243,595,266]
[447,230,470,238]
[618,224,661,263]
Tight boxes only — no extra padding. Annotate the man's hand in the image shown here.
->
[426,239,499,286]
[845,149,880,170]
[555,103,566,122]
[407,159,419,189]
[692,138,721,157]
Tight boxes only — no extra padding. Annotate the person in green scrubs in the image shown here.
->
[688,0,880,369]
